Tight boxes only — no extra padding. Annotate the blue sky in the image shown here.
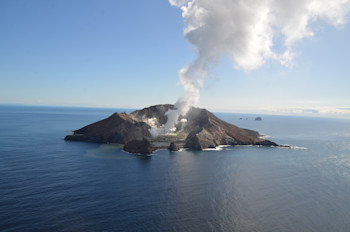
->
[1,0,350,117]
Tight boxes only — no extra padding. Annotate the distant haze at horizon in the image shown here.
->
[1,103,349,120]
[1,0,350,118]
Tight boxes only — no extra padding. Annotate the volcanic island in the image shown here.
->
[65,104,278,154]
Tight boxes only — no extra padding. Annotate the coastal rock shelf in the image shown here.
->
[65,104,278,154]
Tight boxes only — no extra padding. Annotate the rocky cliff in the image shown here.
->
[65,104,278,154]
[64,112,152,144]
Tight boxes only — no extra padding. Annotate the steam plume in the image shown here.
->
[164,0,350,133]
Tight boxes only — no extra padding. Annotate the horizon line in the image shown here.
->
[1,103,349,120]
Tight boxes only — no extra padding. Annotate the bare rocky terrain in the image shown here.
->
[65,104,278,154]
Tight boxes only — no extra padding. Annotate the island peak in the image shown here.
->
[65,104,278,154]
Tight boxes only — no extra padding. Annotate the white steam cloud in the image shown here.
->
[164,0,350,134]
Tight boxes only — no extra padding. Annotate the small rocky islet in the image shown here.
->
[65,104,278,154]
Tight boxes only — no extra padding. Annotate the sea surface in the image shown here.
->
[1,105,350,232]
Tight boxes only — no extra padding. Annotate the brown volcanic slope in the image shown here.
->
[183,107,272,149]
[65,104,277,154]
[65,112,152,144]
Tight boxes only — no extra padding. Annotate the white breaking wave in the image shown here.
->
[203,145,232,151]
[279,145,308,150]
[259,134,273,139]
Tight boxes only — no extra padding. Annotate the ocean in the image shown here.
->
[1,105,350,232]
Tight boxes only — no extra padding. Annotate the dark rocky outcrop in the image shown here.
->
[255,117,262,121]
[123,139,155,155]
[65,104,279,154]
[255,140,278,146]
[169,142,180,152]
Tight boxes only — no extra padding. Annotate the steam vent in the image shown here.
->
[65,104,278,154]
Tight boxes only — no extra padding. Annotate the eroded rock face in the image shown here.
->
[130,104,174,127]
[169,142,180,152]
[64,113,152,144]
[182,108,271,150]
[255,140,278,146]
[123,139,155,155]
[65,104,279,154]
